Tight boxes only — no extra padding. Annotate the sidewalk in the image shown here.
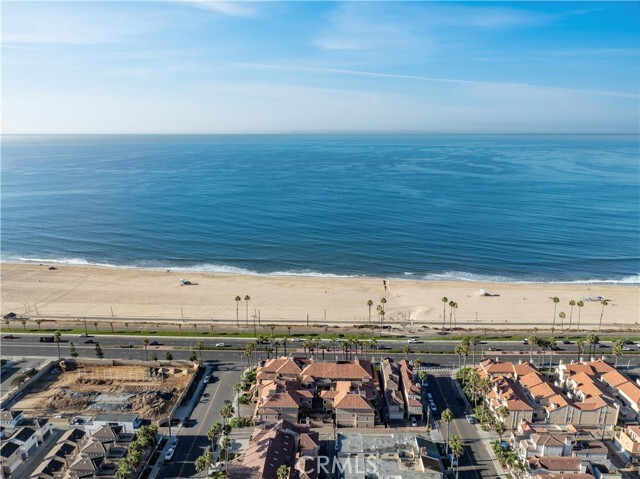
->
[173,364,211,421]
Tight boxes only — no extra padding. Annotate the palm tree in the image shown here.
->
[69,342,79,358]
[380,297,387,312]
[165,351,173,360]
[449,435,464,478]
[441,296,448,331]
[54,331,62,359]
[497,405,510,428]
[94,321,99,332]
[576,300,584,331]
[235,296,242,327]
[419,370,428,384]
[143,338,149,361]
[221,403,235,425]
[448,300,456,330]
[568,300,576,331]
[451,302,459,329]
[586,333,599,357]
[196,340,204,359]
[558,312,566,333]
[244,295,251,326]
[21,319,28,331]
[367,299,373,323]
[528,335,539,364]
[613,339,624,367]
[124,322,129,332]
[277,464,289,479]
[35,319,43,331]
[441,408,454,454]
[95,343,104,360]
[598,299,609,333]
[469,336,479,366]
[195,451,214,477]
[550,296,560,332]
[576,338,585,360]
[403,345,411,359]
[4,320,10,332]
[208,422,223,451]
[221,435,231,465]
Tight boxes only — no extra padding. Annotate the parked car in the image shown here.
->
[427,393,433,399]
[165,448,175,461]
[215,342,226,347]
[466,414,476,424]
[449,454,458,467]
[203,376,209,384]
[3,312,16,320]
[411,417,418,427]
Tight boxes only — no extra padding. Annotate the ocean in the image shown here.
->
[1,134,638,283]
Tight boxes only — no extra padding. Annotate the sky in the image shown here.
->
[2,1,639,134]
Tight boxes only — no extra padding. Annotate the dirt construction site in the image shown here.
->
[11,360,195,420]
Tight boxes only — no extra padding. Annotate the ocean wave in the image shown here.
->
[3,256,638,283]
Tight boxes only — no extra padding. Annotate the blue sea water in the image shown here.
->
[1,134,638,283]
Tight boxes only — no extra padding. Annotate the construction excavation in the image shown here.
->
[11,360,196,420]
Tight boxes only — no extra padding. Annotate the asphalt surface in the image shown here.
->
[428,374,500,479]
[161,363,243,478]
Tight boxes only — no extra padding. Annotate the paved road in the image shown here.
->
[0,357,43,399]
[428,374,500,479]
[161,363,243,478]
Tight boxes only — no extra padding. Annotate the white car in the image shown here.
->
[411,417,418,427]
[466,414,476,424]
[623,346,633,351]
[79,333,90,338]
[215,342,226,347]
[430,404,437,412]
[407,339,419,344]
[427,393,433,399]
[203,376,209,384]
[211,461,227,472]
[289,338,303,343]
[165,448,175,461]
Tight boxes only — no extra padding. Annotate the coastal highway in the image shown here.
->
[2,332,639,360]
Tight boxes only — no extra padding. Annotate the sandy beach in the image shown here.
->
[1,262,638,331]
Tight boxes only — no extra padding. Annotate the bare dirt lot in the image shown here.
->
[12,362,193,420]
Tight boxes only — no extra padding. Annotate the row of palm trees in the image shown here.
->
[439,407,465,478]
[549,296,609,334]
[196,403,236,477]
[234,295,252,327]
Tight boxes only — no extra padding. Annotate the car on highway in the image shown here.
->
[562,340,572,344]
[84,339,95,344]
[550,346,561,351]
[487,347,501,351]
[407,339,419,344]
[411,417,418,427]
[289,338,303,342]
[183,419,196,428]
[149,341,159,346]
[215,342,226,347]
[466,414,476,424]
[623,347,634,351]
[597,343,609,348]
[165,448,175,461]
[79,333,90,338]
[3,334,16,339]
[522,338,529,344]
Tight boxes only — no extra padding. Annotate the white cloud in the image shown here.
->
[185,0,260,18]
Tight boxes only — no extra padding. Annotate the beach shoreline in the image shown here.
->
[1,262,638,331]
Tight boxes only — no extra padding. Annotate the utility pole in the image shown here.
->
[83,318,88,335]
[110,306,114,317]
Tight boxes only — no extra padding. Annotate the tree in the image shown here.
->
[367,299,373,323]
[94,321,99,332]
[576,338,585,360]
[451,302,459,329]
[221,435,231,465]
[449,435,464,478]
[69,342,79,359]
[244,295,251,326]
[235,295,242,327]
[195,451,214,476]
[95,343,104,360]
[403,345,411,359]
[35,319,43,331]
[469,336,480,366]
[151,352,158,361]
[558,312,566,332]
[568,300,576,331]
[586,333,599,357]
[143,338,149,361]
[221,403,235,425]
[277,464,289,479]
[110,322,114,333]
[448,300,456,330]
[189,350,197,362]
[380,297,387,312]
[598,299,609,333]
[550,296,560,333]
[124,322,129,332]
[441,408,454,454]
[4,320,10,332]
[528,335,539,364]
[576,301,584,331]
[196,340,204,359]
[441,296,448,331]
[208,422,223,450]
[165,351,173,360]
[497,405,510,428]
[21,319,27,331]
[613,339,624,367]
[54,331,62,360]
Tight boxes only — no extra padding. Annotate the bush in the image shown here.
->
[229,416,253,428]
